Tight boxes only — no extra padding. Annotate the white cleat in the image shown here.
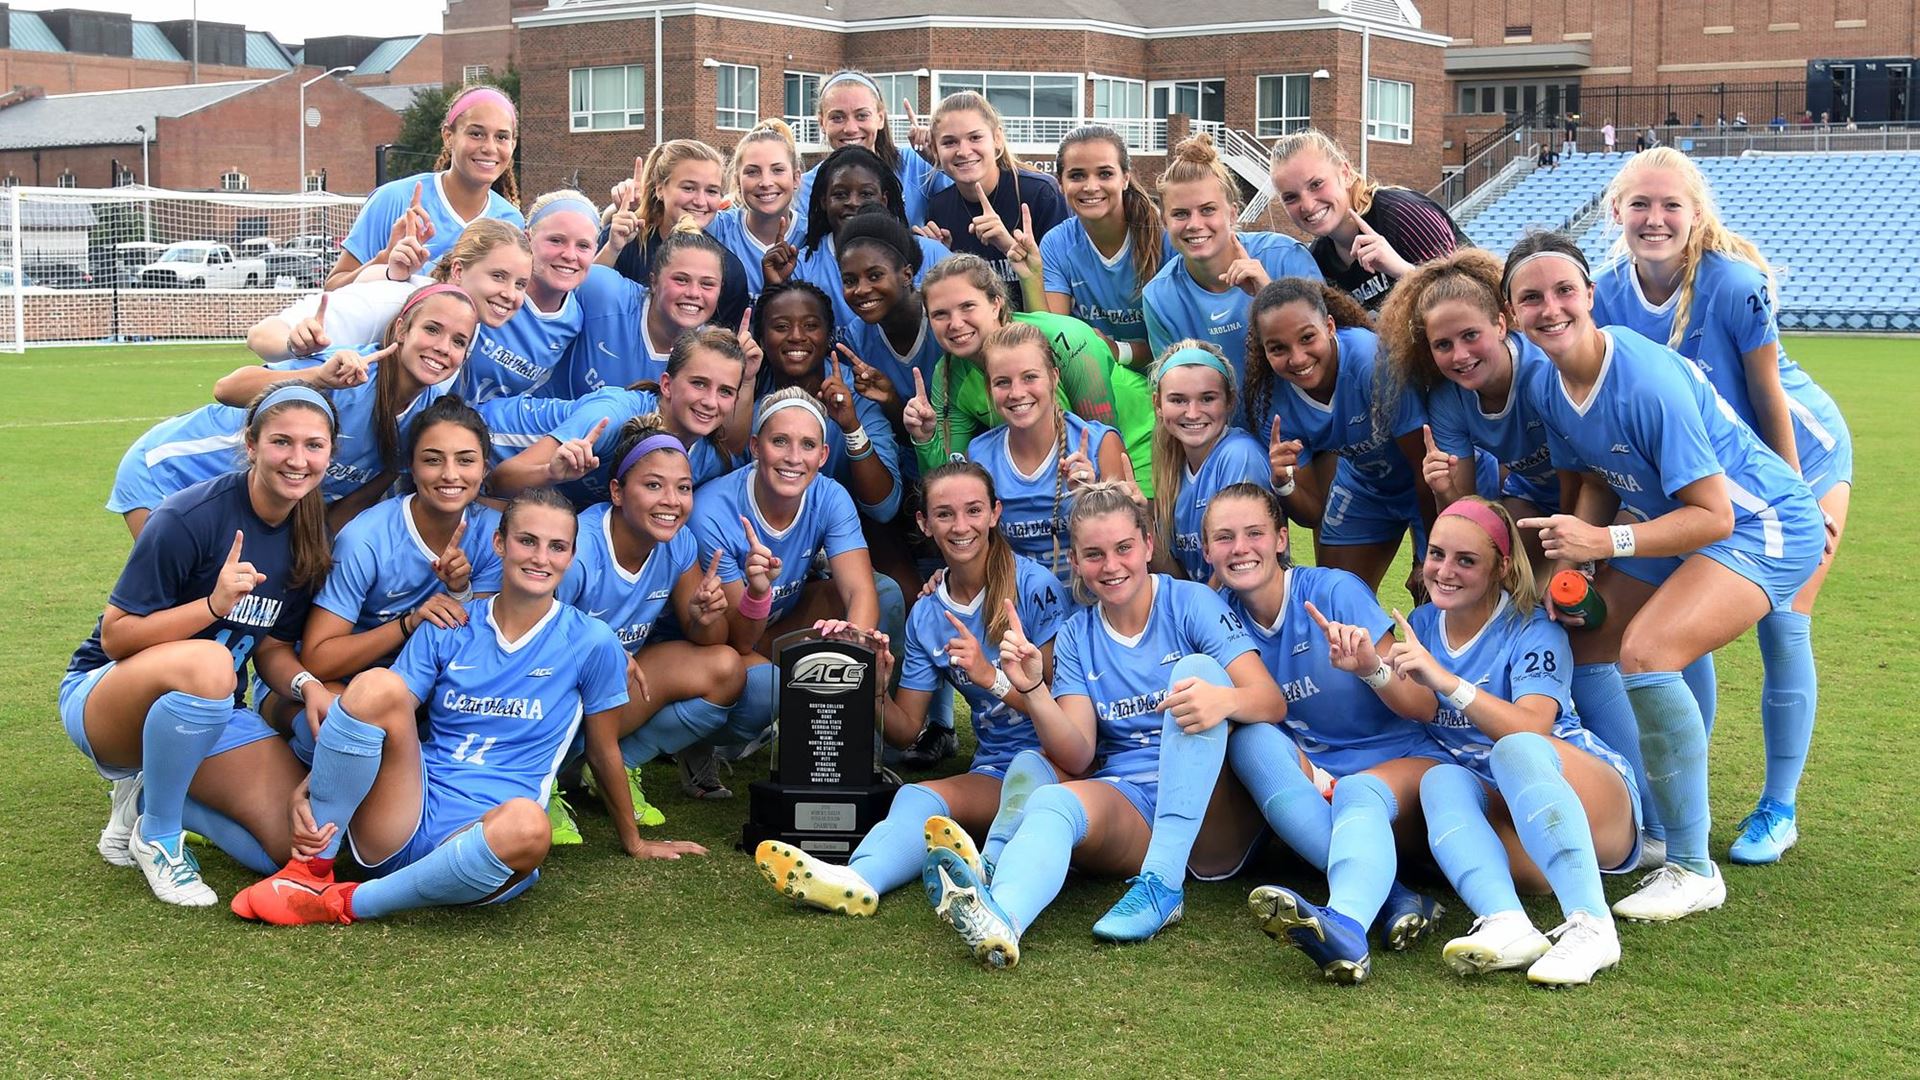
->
[1611,862,1725,923]
[1635,834,1667,871]
[1441,910,1550,976]
[1528,911,1622,987]
[128,816,217,908]
[96,774,142,868]
[754,841,878,916]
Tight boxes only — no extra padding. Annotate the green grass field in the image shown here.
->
[2,339,1915,1077]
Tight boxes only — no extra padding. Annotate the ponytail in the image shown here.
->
[1057,125,1165,290]
[245,382,336,588]
[921,461,1021,646]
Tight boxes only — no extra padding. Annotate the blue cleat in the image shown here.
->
[1729,797,1799,865]
[1091,871,1185,943]
[923,848,1020,968]
[1374,880,1445,951]
[1248,884,1371,984]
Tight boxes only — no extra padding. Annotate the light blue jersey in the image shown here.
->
[707,206,808,299]
[1052,575,1254,784]
[557,503,698,653]
[476,395,583,465]
[1223,566,1445,777]
[796,151,952,232]
[838,305,943,412]
[1170,429,1271,581]
[1407,596,1570,777]
[1142,231,1321,384]
[687,464,866,623]
[453,292,584,403]
[969,412,1118,587]
[899,556,1065,774]
[1040,220,1175,347]
[791,233,951,345]
[1426,333,1561,511]
[343,171,524,270]
[547,265,656,399]
[315,496,502,635]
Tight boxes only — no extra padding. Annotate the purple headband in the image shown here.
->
[617,433,688,480]
[444,86,516,128]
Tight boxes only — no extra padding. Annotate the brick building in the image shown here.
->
[0,6,301,93]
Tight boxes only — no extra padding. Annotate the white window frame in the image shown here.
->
[304,172,326,193]
[933,70,1083,151]
[715,62,759,131]
[570,64,646,133]
[220,170,249,192]
[1090,74,1148,149]
[1366,77,1414,143]
[1256,73,1313,137]
[55,170,76,189]
[462,64,490,85]
[114,165,136,187]
[868,72,921,141]
[784,71,822,145]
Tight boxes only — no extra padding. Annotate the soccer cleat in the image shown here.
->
[230,860,336,921]
[678,747,733,800]
[1728,797,1798,865]
[922,848,1020,969]
[128,816,217,908]
[547,794,584,846]
[1091,872,1185,943]
[1248,884,1371,984]
[96,774,143,868]
[1442,910,1551,976]
[754,840,877,916]
[900,725,959,770]
[1375,880,1445,951]
[1611,862,1726,922]
[1527,911,1621,987]
[233,873,357,926]
[923,815,985,882]
[1636,834,1668,871]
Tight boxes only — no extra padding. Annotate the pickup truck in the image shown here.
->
[133,242,267,288]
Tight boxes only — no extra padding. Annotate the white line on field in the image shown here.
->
[0,414,170,430]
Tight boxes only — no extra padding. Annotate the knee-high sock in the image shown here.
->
[349,820,516,920]
[1573,663,1660,839]
[1492,732,1606,920]
[1623,670,1712,874]
[182,796,276,875]
[1683,653,1718,739]
[728,664,776,745]
[1227,722,1330,871]
[987,784,1089,934]
[1136,655,1232,883]
[140,690,232,847]
[620,696,730,765]
[308,703,386,863]
[1757,610,1816,808]
[847,782,948,896]
[983,749,1059,871]
[289,708,317,766]
[924,684,955,735]
[1420,763,1522,917]
[1326,772,1398,927]
[876,575,911,698]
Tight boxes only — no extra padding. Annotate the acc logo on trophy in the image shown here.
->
[788,651,868,695]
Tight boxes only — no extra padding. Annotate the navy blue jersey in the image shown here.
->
[924,168,1070,312]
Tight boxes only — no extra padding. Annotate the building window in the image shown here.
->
[221,170,250,192]
[114,165,136,187]
[715,63,759,131]
[462,64,490,85]
[570,64,646,132]
[935,72,1079,145]
[1455,80,1579,117]
[55,170,77,189]
[3,174,17,188]
[1091,75,1148,148]
[1366,77,1414,143]
[868,73,921,144]
[1256,74,1312,136]
[784,71,821,144]
[304,172,326,193]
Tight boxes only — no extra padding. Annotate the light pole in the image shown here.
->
[134,123,151,241]
[298,66,355,193]
[134,123,149,184]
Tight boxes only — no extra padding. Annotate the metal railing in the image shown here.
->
[1429,122,1545,210]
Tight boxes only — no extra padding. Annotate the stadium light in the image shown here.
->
[298,67,356,194]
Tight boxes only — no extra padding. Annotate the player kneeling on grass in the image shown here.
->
[231,488,704,926]
[755,462,1066,915]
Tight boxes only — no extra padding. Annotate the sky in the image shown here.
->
[8,0,445,46]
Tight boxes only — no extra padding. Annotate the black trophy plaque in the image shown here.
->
[741,629,898,861]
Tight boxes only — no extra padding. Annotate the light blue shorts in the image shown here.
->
[59,663,279,780]
[1790,389,1852,500]
[1612,504,1825,612]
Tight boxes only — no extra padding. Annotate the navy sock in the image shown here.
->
[350,820,517,919]
[139,690,232,847]
[1757,610,1815,808]
[1137,655,1231,883]
[1492,732,1606,920]
[1227,722,1330,870]
[988,784,1088,934]
[308,702,386,862]
[1624,670,1712,873]
[1325,772,1398,927]
[847,783,948,895]
[1420,763,1522,917]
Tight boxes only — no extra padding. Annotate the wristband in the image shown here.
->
[289,671,318,704]
[844,425,873,460]
[400,612,415,638]
[1362,662,1392,690]
[738,589,774,620]
[1014,676,1044,695]
[207,594,224,620]
[450,586,475,603]
[1275,466,1297,497]
[1609,524,1637,559]
[987,669,1013,700]
[1444,678,1478,711]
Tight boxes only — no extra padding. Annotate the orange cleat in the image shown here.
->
[231,861,353,925]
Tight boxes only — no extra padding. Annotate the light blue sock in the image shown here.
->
[1227,722,1330,870]
[309,703,386,862]
[1325,772,1398,927]
[1492,732,1606,920]
[728,664,776,746]
[847,783,948,895]
[1683,653,1718,739]
[140,689,232,847]
[620,696,729,765]
[1623,670,1712,874]
[181,796,277,875]
[987,784,1088,934]
[1420,763,1523,917]
[925,684,955,734]
[1573,662,1661,839]
[350,820,516,919]
[876,573,911,694]
[1137,655,1232,883]
[1757,610,1815,809]
[983,749,1059,871]
[288,709,317,766]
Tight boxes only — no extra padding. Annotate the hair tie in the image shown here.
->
[1438,499,1512,559]
[399,282,476,318]
[444,86,516,128]
[528,196,600,230]
[1155,345,1231,382]
[752,395,828,437]
[255,384,335,423]
[616,433,688,480]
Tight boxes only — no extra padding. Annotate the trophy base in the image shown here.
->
[740,778,900,864]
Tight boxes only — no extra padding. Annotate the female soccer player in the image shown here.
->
[1148,342,1270,582]
[827,208,942,430]
[1269,129,1466,311]
[754,462,1066,914]
[1143,134,1321,384]
[1592,148,1853,864]
[922,483,1286,968]
[790,147,951,337]
[330,86,521,289]
[448,191,601,402]
[65,384,333,906]
[1398,498,1639,986]
[1041,125,1171,371]
[1243,278,1437,593]
[1503,232,1824,921]
[922,91,1069,311]
[709,119,809,300]
[793,70,951,227]
[554,220,733,397]
[598,139,751,328]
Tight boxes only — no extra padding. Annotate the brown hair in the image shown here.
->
[438,98,520,207]
[1374,247,1508,436]
[635,140,727,237]
[1148,339,1236,557]
[1202,481,1293,572]
[379,286,479,472]
[727,118,804,203]
[1240,278,1373,434]
[1057,125,1165,290]
[922,253,1010,455]
[1064,481,1154,608]
[921,461,1020,646]
[428,218,531,284]
[817,70,901,169]
[245,382,335,588]
[1157,132,1241,217]
[499,485,578,542]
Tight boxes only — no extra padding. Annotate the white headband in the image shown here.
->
[1507,249,1590,287]
[752,395,828,437]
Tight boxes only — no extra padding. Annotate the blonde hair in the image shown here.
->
[727,119,802,204]
[984,321,1070,578]
[1065,481,1153,608]
[930,91,1027,200]
[524,188,596,221]
[635,139,727,236]
[1147,339,1236,557]
[1602,146,1776,349]
[1270,128,1379,215]
[429,218,531,284]
[1443,496,1539,618]
[1157,132,1241,216]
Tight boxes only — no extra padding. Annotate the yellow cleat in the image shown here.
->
[923,815,987,882]
[755,840,878,916]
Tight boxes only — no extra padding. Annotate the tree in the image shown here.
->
[386,68,521,187]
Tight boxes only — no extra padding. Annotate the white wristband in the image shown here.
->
[987,669,1014,700]
[1444,678,1478,711]
[1609,524,1637,559]
[1275,466,1298,498]
[844,425,872,458]
[450,586,475,603]
[1362,662,1392,690]
[289,670,317,703]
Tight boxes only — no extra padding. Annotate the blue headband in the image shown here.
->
[616,433,688,480]
[1155,346,1231,382]
[528,196,600,230]
[256,384,335,423]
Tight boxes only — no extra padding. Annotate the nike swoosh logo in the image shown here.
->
[449,662,477,671]
[588,609,610,618]
[1209,309,1230,321]
[271,878,322,897]
[384,587,412,598]
[597,342,618,359]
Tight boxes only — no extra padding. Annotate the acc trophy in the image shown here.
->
[741,627,898,861]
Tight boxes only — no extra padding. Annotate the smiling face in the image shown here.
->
[444,101,515,188]
[1059,140,1127,225]
[1155,363,1232,456]
[528,209,596,296]
[838,243,911,325]
[660,159,726,230]
[1506,255,1596,360]
[919,473,1001,570]
[824,164,886,232]
[1162,177,1235,263]
[1423,514,1500,611]
[1271,148,1352,239]
[985,341,1056,433]
[1071,510,1152,609]
[495,504,576,599]
[247,404,332,509]
[450,243,531,328]
[1422,297,1511,394]
[1203,493,1287,596]
[1613,165,1698,269]
[659,344,743,436]
[924,274,1004,359]
[611,449,693,544]
[653,248,723,331]
[819,83,887,151]
[751,406,829,500]
[398,294,478,386]
[934,108,997,187]
[410,420,486,516]
[1256,300,1337,393]
[760,288,833,380]
[736,140,797,220]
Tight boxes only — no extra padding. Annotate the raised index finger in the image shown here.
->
[911,366,928,402]
[448,519,468,552]
[903,98,918,124]
[225,529,246,565]
[705,546,724,582]
[1020,202,1034,238]
[588,417,611,443]
[315,293,330,322]
[943,611,975,640]
[739,306,754,336]
[1269,414,1284,447]
[738,514,762,550]
[1390,607,1418,644]
[1302,599,1333,633]
[1422,424,1438,454]
[1349,209,1377,236]
[409,181,423,211]
[971,181,990,208]
[1002,597,1027,638]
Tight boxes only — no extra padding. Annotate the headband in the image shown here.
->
[399,282,475,318]
[528,196,600,230]
[444,86,516,128]
[821,70,884,101]
[752,395,828,437]
[1506,249,1590,287]
[1155,346,1231,382]
[1438,499,1511,559]
[255,384,335,423]
[616,433,688,480]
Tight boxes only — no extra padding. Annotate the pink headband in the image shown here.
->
[1438,499,1511,559]
[399,282,475,318]
[444,86,516,128]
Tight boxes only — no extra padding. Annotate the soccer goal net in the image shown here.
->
[0,184,365,351]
